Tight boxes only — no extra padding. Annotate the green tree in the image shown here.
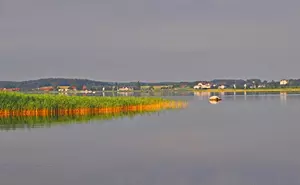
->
[136,81,141,90]
[4,83,17,88]
[114,82,119,91]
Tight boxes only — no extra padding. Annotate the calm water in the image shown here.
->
[1,93,300,185]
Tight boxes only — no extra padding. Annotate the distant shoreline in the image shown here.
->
[139,88,300,93]
[189,88,300,93]
[142,88,300,93]
[27,88,300,94]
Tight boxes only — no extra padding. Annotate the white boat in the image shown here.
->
[209,96,222,101]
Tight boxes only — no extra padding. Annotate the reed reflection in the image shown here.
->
[0,111,162,131]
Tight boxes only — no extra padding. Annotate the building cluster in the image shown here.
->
[191,79,289,90]
[31,84,175,92]
[37,85,95,93]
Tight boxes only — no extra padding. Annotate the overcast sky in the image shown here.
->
[1,0,299,82]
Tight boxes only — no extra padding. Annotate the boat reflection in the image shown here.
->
[209,100,221,104]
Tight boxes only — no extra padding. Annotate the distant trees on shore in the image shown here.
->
[1,78,300,91]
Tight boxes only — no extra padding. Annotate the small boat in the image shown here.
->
[209,96,222,101]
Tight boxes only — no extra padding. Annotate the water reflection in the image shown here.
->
[32,91,300,99]
[117,91,135,96]
[192,91,300,103]
[194,91,211,100]
[280,92,287,105]
[85,91,195,97]
[2,94,300,185]
[0,111,162,131]
[209,100,220,105]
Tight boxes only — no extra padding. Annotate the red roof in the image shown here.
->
[39,86,54,91]
[1,88,20,91]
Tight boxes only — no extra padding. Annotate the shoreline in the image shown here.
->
[191,88,300,93]
[27,88,300,94]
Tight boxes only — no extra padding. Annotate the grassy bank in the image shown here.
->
[0,92,186,117]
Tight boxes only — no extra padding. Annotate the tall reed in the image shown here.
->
[0,92,187,116]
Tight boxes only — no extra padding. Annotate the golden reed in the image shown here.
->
[0,101,187,117]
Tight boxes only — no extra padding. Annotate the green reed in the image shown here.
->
[0,92,175,111]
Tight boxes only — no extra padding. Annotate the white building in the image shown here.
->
[193,85,201,89]
[118,87,133,91]
[198,82,212,89]
[218,85,226,89]
[258,84,266,88]
[280,79,288,85]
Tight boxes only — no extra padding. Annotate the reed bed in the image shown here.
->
[0,92,187,117]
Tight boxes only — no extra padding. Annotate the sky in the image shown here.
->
[1,0,299,82]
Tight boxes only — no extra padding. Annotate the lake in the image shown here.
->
[1,92,300,185]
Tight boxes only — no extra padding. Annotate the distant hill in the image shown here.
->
[0,78,114,90]
[0,78,192,90]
